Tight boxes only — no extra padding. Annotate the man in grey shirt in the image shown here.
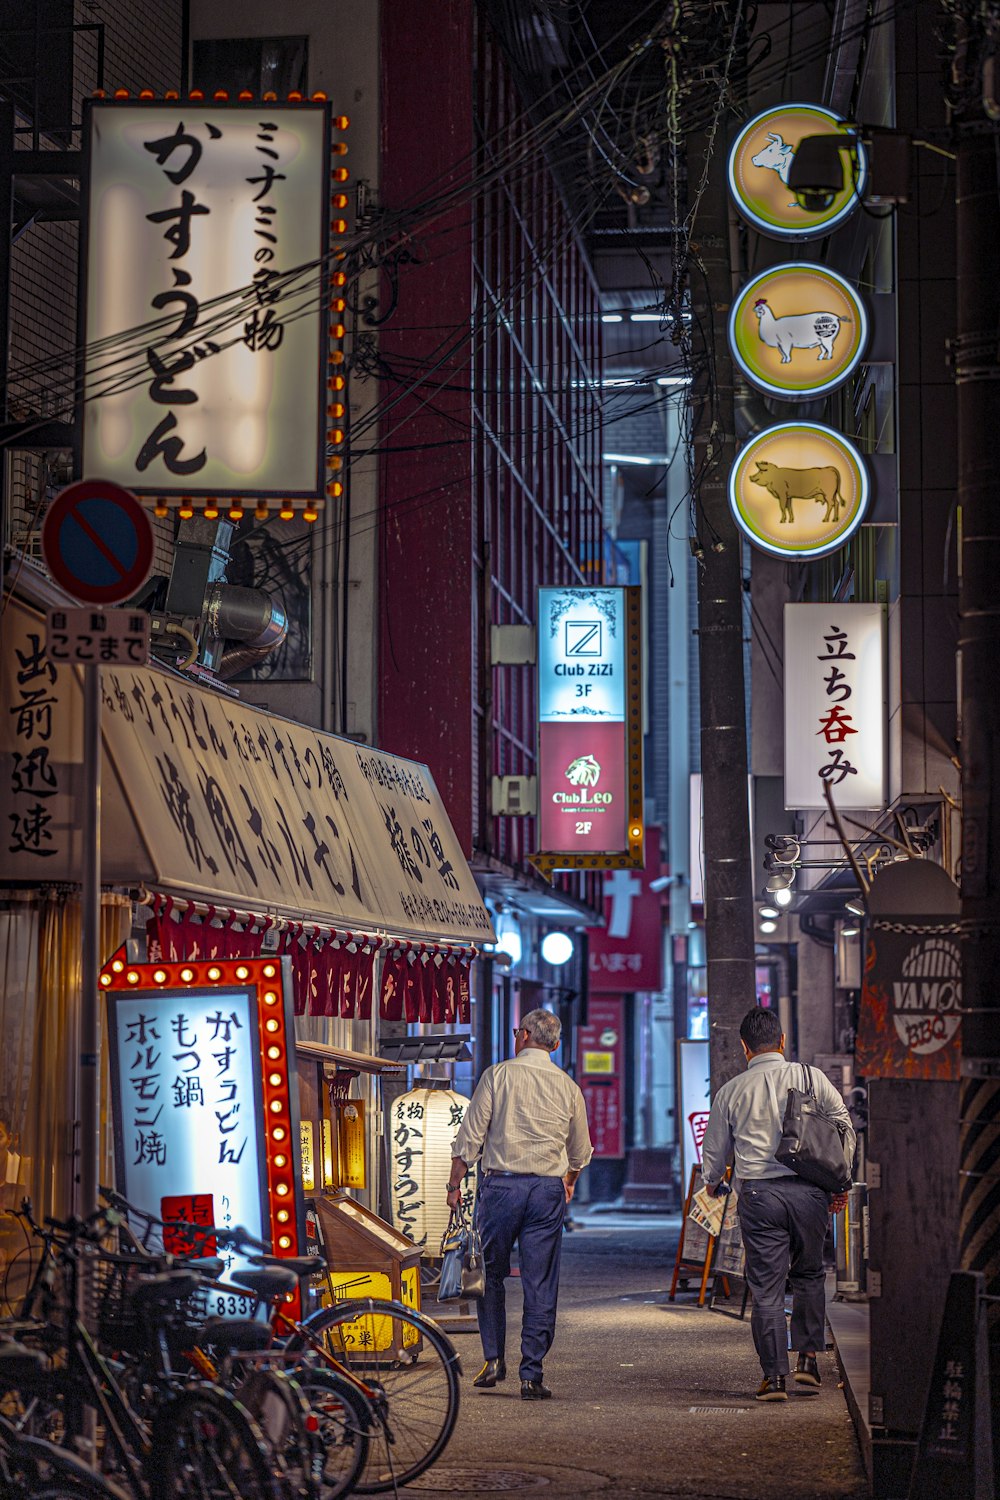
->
[702,1006,855,1402]
[447,1007,593,1400]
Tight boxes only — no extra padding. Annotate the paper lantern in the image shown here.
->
[389,1086,475,1255]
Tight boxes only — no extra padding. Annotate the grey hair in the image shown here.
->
[521,1007,561,1051]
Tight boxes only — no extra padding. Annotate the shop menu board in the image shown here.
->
[104,955,304,1301]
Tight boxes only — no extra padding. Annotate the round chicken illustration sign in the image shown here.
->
[729,265,869,400]
[729,423,870,560]
[727,103,867,239]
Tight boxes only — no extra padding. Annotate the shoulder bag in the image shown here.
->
[775,1064,853,1193]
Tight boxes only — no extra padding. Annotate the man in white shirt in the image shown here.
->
[447,1007,593,1400]
[701,1006,855,1402]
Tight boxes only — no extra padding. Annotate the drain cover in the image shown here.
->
[688,1405,750,1414]
[406,1470,550,1492]
[405,1463,611,1492]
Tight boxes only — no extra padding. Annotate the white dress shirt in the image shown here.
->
[701,1051,856,1187]
[452,1048,594,1177]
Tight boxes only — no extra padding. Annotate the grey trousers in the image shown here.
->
[736,1176,830,1379]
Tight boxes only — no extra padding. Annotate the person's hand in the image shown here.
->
[563,1175,576,1204]
[705,1182,719,1198]
[830,1191,849,1214]
[446,1185,462,1212]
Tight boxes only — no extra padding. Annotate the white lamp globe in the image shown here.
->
[773,885,793,908]
[494,912,522,967]
[541,931,573,966]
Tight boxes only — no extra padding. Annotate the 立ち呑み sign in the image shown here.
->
[783,603,886,811]
[727,103,867,240]
[534,586,643,871]
[82,101,328,497]
[729,423,870,561]
[728,265,869,401]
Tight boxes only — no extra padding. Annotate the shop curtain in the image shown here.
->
[20,891,131,1225]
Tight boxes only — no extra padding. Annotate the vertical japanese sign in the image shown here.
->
[577,995,624,1158]
[783,603,886,810]
[587,826,664,992]
[82,101,329,497]
[103,956,304,1279]
[534,585,643,872]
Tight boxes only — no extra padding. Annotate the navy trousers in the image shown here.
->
[476,1173,566,1382]
[737,1176,830,1379]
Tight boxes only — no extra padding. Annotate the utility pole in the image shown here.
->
[952,12,1000,1474]
[685,3,756,1092]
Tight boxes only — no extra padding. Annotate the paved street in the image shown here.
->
[419,1211,868,1498]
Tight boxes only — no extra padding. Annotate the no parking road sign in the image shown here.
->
[41,479,154,606]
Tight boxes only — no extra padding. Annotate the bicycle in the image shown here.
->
[105,1189,462,1495]
[0,1200,284,1500]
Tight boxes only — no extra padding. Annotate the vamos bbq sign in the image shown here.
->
[533,586,644,874]
[855,863,962,1081]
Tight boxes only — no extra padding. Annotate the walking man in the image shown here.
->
[701,1006,855,1402]
[447,1007,593,1400]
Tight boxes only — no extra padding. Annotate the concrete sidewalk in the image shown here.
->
[417,1210,868,1497]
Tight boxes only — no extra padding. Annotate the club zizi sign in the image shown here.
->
[729,423,870,561]
[728,265,869,400]
[532,586,644,874]
[727,103,867,240]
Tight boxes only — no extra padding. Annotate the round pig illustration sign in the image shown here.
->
[727,103,867,239]
[729,423,870,560]
[729,265,869,400]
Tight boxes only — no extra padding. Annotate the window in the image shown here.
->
[192,36,308,98]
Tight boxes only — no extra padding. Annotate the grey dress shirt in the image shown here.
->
[452,1047,594,1177]
[700,1052,856,1188]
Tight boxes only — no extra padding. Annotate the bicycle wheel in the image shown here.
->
[147,1385,281,1500]
[294,1365,371,1499]
[284,1299,461,1494]
[237,1368,320,1500]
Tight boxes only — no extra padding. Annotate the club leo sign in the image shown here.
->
[728,103,867,240]
[728,265,869,401]
[534,586,644,873]
[783,603,886,811]
[729,423,870,561]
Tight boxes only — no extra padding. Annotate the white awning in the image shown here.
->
[1,596,495,949]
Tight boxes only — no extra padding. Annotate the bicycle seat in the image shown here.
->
[228,1267,298,1300]
[253,1255,326,1280]
[0,1342,48,1379]
[192,1317,267,1353]
[187,1256,226,1280]
[131,1269,202,1309]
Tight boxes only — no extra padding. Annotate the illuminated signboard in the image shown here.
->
[533,586,644,873]
[729,423,870,561]
[727,103,867,240]
[728,264,869,401]
[103,954,304,1284]
[82,101,328,497]
[783,603,886,811]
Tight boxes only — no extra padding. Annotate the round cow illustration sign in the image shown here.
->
[729,423,870,560]
[728,103,867,239]
[729,265,869,400]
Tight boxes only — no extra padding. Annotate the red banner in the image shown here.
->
[587,826,664,992]
[577,994,624,1158]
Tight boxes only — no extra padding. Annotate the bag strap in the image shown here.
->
[802,1063,815,1098]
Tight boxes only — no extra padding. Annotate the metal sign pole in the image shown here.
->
[78,660,101,1216]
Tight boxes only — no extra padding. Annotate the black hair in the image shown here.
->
[739,1006,783,1055]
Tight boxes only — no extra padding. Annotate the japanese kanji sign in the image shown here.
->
[577,995,624,1158]
[82,102,328,497]
[587,826,664,992]
[47,608,150,666]
[783,603,886,810]
[103,954,304,1282]
[1,597,494,946]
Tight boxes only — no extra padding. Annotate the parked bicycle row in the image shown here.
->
[0,1188,461,1499]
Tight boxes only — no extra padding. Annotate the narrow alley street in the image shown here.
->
[420,1213,868,1498]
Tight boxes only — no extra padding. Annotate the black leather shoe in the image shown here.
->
[520,1379,552,1400]
[473,1358,506,1388]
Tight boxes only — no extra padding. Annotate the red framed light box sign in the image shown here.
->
[102,952,305,1292]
